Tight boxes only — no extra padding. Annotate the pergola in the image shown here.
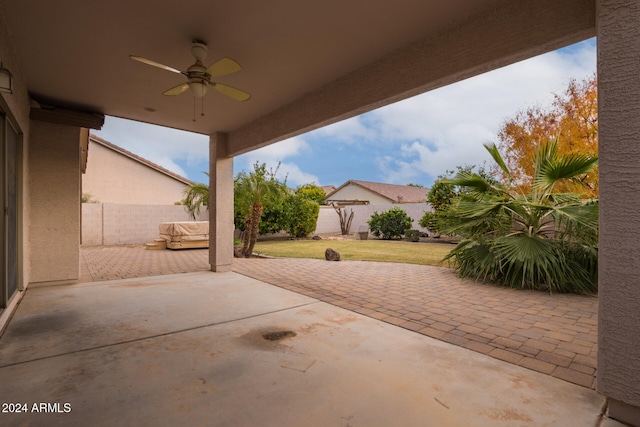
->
[0,0,638,423]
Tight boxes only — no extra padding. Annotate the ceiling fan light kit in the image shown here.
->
[130,40,250,102]
[189,80,208,97]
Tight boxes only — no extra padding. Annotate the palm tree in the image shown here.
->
[442,139,598,294]
[235,162,287,257]
[182,166,286,257]
[183,173,209,220]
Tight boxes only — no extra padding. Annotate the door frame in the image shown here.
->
[1,107,23,312]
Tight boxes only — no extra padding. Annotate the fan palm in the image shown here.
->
[442,139,598,294]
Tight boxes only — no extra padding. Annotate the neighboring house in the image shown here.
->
[325,180,428,206]
[320,185,336,196]
[83,135,193,205]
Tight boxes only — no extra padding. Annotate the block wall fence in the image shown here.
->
[82,203,208,246]
[314,204,432,235]
[82,202,432,246]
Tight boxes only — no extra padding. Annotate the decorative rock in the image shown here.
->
[325,248,341,261]
[312,235,321,240]
[233,246,244,258]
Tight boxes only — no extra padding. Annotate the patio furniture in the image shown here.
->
[159,221,209,249]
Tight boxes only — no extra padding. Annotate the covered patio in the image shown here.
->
[1,0,639,424]
[0,270,605,426]
[79,245,599,389]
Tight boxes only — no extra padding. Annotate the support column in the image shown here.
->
[28,121,82,283]
[597,1,640,425]
[209,132,233,272]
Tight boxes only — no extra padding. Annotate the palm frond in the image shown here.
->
[483,143,511,179]
[493,235,559,289]
[183,182,209,220]
[533,140,598,193]
[444,240,499,283]
[444,171,506,196]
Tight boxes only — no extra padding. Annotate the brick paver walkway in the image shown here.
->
[80,246,598,389]
[80,245,210,282]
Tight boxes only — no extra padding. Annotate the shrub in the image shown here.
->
[284,195,320,238]
[405,229,420,242]
[295,183,327,204]
[259,199,288,235]
[427,180,457,212]
[367,207,413,240]
[82,192,99,204]
[418,212,438,234]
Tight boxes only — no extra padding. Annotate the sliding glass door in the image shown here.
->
[1,111,18,311]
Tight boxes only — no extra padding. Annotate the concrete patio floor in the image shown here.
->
[0,271,611,426]
[80,246,599,389]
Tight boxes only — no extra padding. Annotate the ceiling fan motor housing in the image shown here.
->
[187,61,210,97]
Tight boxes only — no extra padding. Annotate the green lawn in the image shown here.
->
[252,239,456,266]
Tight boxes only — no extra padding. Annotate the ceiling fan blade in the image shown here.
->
[130,55,183,74]
[213,83,251,101]
[206,57,241,77]
[163,83,189,96]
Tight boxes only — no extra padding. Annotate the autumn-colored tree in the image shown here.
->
[497,74,598,196]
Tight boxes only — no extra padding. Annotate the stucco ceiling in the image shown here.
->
[1,0,594,151]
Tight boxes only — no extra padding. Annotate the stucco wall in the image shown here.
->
[28,121,81,283]
[0,13,30,134]
[0,9,31,289]
[327,184,391,205]
[83,139,190,205]
[597,0,640,418]
[315,203,432,235]
[82,203,208,245]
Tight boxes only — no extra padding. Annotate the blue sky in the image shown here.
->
[94,38,596,188]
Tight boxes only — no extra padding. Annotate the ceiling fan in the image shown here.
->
[130,40,250,101]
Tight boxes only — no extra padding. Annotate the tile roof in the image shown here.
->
[326,180,428,203]
[88,134,194,186]
[321,185,336,195]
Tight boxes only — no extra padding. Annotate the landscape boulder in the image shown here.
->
[325,248,341,261]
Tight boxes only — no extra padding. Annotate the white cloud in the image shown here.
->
[274,163,320,188]
[313,117,376,146]
[308,39,597,183]
[93,116,209,174]
[241,136,311,163]
[235,136,318,187]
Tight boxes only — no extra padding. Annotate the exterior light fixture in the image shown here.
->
[0,62,13,94]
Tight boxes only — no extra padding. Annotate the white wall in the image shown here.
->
[315,203,432,235]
